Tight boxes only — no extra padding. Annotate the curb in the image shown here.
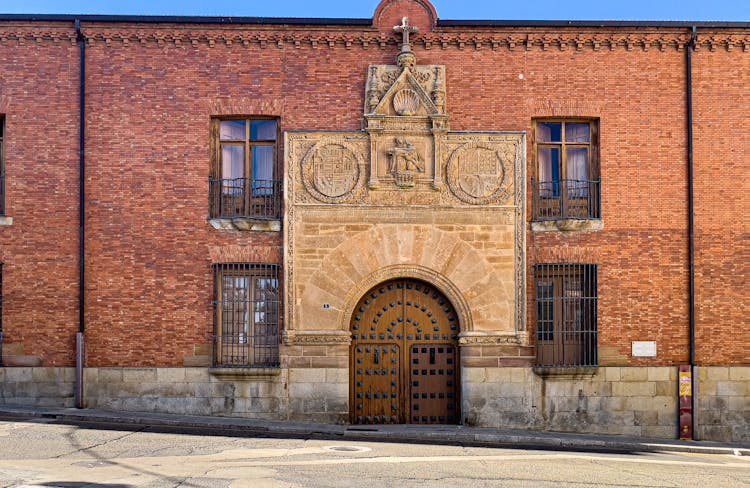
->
[1,405,747,456]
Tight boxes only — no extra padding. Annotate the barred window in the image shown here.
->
[213,263,280,368]
[535,264,597,367]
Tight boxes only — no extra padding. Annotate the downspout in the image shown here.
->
[75,19,86,409]
[684,25,697,439]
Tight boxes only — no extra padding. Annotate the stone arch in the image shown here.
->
[339,264,472,336]
[294,225,512,335]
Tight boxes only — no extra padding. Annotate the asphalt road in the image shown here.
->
[0,416,748,488]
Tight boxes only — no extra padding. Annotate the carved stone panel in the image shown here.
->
[365,65,446,116]
[444,135,521,206]
[300,138,366,204]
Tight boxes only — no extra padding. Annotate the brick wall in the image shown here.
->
[0,16,745,368]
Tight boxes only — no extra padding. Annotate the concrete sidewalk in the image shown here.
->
[0,404,747,455]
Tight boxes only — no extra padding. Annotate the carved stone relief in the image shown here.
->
[300,139,365,203]
[284,16,527,342]
[445,140,517,205]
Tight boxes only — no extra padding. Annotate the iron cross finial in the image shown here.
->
[394,16,419,53]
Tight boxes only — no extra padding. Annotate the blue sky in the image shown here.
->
[0,0,749,21]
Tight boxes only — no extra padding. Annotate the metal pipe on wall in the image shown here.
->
[74,18,86,409]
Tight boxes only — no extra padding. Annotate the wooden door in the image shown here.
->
[350,279,459,425]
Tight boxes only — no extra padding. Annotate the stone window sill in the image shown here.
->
[208,218,281,232]
[208,367,282,379]
[530,219,603,232]
[0,216,13,226]
[533,366,599,378]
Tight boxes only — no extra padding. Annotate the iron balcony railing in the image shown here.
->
[212,333,280,369]
[208,178,282,220]
[532,178,601,221]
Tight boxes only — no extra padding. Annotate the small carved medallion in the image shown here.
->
[447,142,514,205]
[302,141,362,203]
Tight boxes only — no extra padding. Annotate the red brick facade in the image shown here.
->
[0,0,747,371]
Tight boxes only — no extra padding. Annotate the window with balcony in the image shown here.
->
[209,118,281,228]
[535,263,598,368]
[212,263,280,369]
[532,120,601,228]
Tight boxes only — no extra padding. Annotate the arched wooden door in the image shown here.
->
[349,279,460,425]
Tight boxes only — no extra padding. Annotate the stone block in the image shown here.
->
[326,398,348,414]
[641,426,676,439]
[604,367,621,382]
[157,368,186,383]
[700,380,718,395]
[288,382,316,400]
[699,425,732,442]
[185,368,210,383]
[303,398,327,413]
[647,367,671,382]
[705,367,730,381]
[31,368,58,383]
[717,381,747,397]
[285,357,312,368]
[620,367,648,382]
[634,410,659,426]
[657,410,676,426]
[731,425,750,443]
[61,368,76,382]
[655,381,675,397]
[728,367,750,381]
[183,355,210,367]
[309,356,347,368]
[509,368,527,383]
[499,382,525,398]
[612,382,655,397]
[302,345,328,357]
[194,382,213,398]
[4,368,32,382]
[461,367,487,383]
[289,368,326,384]
[325,368,348,384]
[98,368,124,383]
[463,357,498,368]
[485,367,514,383]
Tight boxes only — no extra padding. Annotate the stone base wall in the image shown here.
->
[0,367,76,407]
[1,366,747,442]
[697,367,750,442]
[463,367,678,439]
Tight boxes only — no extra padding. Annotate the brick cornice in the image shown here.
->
[2,25,750,52]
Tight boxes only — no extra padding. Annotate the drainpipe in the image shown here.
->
[75,19,86,409]
[680,25,697,440]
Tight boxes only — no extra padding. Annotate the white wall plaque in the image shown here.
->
[632,341,657,357]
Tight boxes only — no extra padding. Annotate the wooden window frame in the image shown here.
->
[213,263,280,368]
[534,263,598,368]
[532,118,601,221]
[209,117,280,220]
[210,117,279,183]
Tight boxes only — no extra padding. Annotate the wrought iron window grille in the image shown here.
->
[211,263,280,368]
[534,263,598,368]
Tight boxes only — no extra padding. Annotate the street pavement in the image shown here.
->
[0,403,747,455]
